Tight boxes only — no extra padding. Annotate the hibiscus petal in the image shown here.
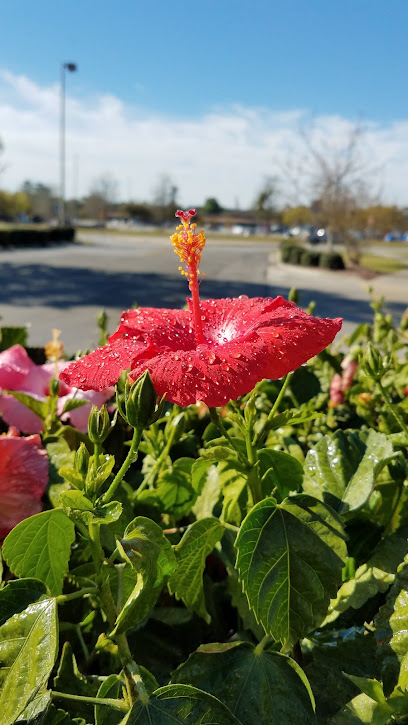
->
[129,334,269,407]
[0,344,35,390]
[0,433,48,537]
[0,393,44,433]
[60,337,153,391]
[114,307,195,350]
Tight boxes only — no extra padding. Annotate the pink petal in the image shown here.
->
[0,393,44,433]
[0,433,48,537]
[57,388,114,432]
[0,345,35,390]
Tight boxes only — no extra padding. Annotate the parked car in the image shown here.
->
[308,227,327,245]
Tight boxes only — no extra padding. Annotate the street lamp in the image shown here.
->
[59,62,77,226]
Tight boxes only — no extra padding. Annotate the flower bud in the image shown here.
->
[75,442,90,477]
[88,405,111,444]
[361,343,385,381]
[49,377,60,398]
[288,287,299,304]
[124,371,164,429]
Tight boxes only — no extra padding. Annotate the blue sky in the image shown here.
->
[1,1,408,206]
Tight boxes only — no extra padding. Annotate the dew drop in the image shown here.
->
[220,362,230,371]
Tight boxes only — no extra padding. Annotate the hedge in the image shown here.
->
[0,226,75,248]
[280,242,345,271]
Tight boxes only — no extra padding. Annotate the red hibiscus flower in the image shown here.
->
[60,210,342,407]
[0,427,48,539]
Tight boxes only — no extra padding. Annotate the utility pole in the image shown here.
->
[59,62,77,226]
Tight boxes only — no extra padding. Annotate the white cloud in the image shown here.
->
[0,68,408,208]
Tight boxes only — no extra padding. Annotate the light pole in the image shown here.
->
[59,62,77,226]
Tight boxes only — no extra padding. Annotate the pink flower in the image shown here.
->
[0,345,112,433]
[329,355,358,407]
[0,428,48,539]
[60,212,342,407]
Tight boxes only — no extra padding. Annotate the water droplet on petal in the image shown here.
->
[220,362,230,371]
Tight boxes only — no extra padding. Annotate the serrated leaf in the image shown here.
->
[3,509,75,596]
[155,458,197,520]
[36,703,85,724]
[171,640,315,724]
[192,462,221,520]
[258,448,303,499]
[303,429,394,514]
[218,460,252,526]
[324,528,408,626]
[123,683,241,724]
[113,517,177,634]
[61,397,89,414]
[235,494,347,647]
[331,692,391,724]
[59,490,94,511]
[0,578,48,626]
[375,558,408,694]
[201,446,235,461]
[6,389,49,420]
[0,596,58,725]
[16,690,52,722]
[46,438,75,486]
[267,409,320,430]
[168,517,224,623]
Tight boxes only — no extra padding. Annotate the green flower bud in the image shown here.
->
[361,343,385,381]
[124,371,165,429]
[88,405,111,444]
[75,442,90,477]
[49,377,60,397]
[244,395,257,427]
[288,287,299,304]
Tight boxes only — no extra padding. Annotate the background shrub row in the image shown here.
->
[0,226,75,248]
[280,242,345,270]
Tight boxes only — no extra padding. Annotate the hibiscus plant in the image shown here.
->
[0,211,408,725]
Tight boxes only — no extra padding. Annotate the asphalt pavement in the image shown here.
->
[0,232,406,353]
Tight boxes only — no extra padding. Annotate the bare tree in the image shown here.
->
[253,175,280,226]
[83,173,118,221]
[152,173,178,223]
[283,122,380,262]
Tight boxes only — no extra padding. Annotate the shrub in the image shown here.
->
[319,251,345,270]
[0,226,75,247]
[300,250,320,267]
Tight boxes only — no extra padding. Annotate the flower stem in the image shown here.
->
[51,690,128,712]
[209,408,250,469]
[56,587,97,604]
[102,426,143,503]
[254,634,272,656]
[253,372,294,446]
[377,380,408,441]
[87,521,149,706]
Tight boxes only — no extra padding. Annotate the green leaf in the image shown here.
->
[46,438,75,486]
[59,490,94,511]
[16,690,52,722]
[266,409,320,431]
[0,596,58,725]
[113,517,177,635]
[192,462,221,520]
[95,674,124,725]
[168,517,224,623]
[324,528,408,626]
[201,446,235,461]
[331,692,392,724]
[3,509,75,596]
[171,641,315,724]
[303,429,394,514]
[0,325,27,351]
[54,641,95,720]
[6,389,49,420]
[61,397,89,414]
[0,578,48,626]
[258,448,303,499]
[235,494,347,647]
[155,458,197,520]
[123,683,241,724]
[218,460,252,526]
[375,558,408,693]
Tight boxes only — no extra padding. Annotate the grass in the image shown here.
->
[358,253,408,274]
